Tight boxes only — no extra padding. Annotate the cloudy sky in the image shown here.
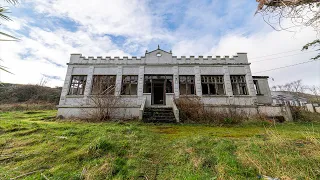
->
[0,0,319,88]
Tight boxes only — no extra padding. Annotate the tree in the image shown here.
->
[284,83,293,91]
[308,85,320,102]
[277,85,284,91]
[291,80,304,93]
[0,0,18,41]
[256,0,320,60]
[0,0,18,74]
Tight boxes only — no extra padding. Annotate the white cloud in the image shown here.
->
[0,25,129,87]
[1,0,319,89]
[24,0,168,39]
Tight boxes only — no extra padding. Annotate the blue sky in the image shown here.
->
[0,0,319,87]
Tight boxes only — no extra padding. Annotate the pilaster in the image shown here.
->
[223,66,233,96]
[173,66,179,97]
[244,65,256,96]
[83,66,94,100]
[194,66,202,96]
[138,66,145,97]
[115,66,123,96]
[58,66,73,105]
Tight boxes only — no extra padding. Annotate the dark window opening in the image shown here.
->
[179,75,196,95]
[143,75,173,93]
[253,80,262,95]
[231,75,248,95]
[121,75,138,95]
[68,75,87,95]
[91,75,116,95]
[201,75,225,95]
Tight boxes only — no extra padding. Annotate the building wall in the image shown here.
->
[253,77,272,105]
[58,49,274,119]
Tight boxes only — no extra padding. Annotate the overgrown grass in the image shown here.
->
[0,103,57,112]
[0,110,319,179]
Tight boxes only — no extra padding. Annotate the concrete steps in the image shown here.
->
[143,107,176,123]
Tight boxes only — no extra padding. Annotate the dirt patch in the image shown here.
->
[151,126,178,134]
[5,127,28,133]
[24,111,43,114]
[14,128,43,136]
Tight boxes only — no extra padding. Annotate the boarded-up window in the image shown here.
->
[68,75,87,95]
[201,76,225,95]
[91,75,116,95]
[179,76,195,95]
[231,75,248,95]
[121,75,138,95]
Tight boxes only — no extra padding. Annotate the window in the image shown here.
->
[144,76,152,93]
[201,76,225,95]
[179,76,195,95]
[91,75,116,95]
[253,80,262,95]
[68,75,87,95]
[231,75,248,95]
[143,75,173,93]
[121,75,138,95]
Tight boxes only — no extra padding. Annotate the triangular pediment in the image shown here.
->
[145,47,173,64]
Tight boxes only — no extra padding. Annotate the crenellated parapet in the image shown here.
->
[69,51,249,65]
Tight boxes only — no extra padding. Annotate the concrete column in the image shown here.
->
[245,65,257,105]
[84,66,94,98]
[173,66,179,97]
[223,66,233,96]
[245,65,256,96]
[115,66,123,96]
[58,66,73,105]
[138,66,145,97]
[194,66,202,96]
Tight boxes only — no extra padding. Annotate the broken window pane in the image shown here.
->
[179,75,195,95]
[121,75,138,95]
[253,80,262,95]
[91,75,116,95]
[231,75,248,95]
[201,75,225,95]
[68,75,87,95]
[143,75,174,94]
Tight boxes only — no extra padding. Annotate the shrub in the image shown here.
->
[290,106,320,122]
[84,95,124,121]
[175,97,248,125]
[0,83,61,104]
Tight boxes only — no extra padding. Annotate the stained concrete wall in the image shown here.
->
[58,49,274,119]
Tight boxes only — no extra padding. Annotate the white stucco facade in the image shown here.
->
[57,48,273,119]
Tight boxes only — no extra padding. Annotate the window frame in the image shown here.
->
[68,75,87,95]
[253,80,263,95]
[143,75,174,94]
[91,75,116,95]
[201,75,225,95]
[179,75,196,95]
[121,75,138,95]
[230,75,248,95]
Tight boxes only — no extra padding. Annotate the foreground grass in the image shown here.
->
[0,111,319,179]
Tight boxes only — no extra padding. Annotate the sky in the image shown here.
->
[0,0,319,88]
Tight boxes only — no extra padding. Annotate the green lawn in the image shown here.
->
[0,110,319,180]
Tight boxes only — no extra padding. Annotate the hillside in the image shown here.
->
[0,83,62,104]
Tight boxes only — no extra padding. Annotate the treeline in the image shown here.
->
[271,80,320,103]
[0,83,62,104]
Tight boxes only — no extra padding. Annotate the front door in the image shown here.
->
[152,80,165,105]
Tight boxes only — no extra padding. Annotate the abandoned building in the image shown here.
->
[57,47,289,122]
[271,91,308,107]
